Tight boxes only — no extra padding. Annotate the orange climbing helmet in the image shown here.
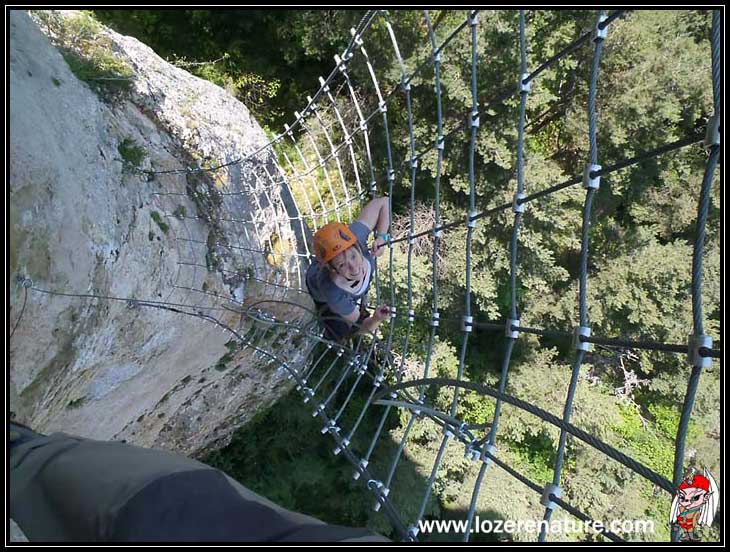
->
[313,222,357,263]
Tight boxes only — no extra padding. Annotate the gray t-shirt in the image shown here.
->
[306,221,375,316]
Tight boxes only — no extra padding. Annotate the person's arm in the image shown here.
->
[356,197,390,256]
[356,197,390,235]
[353,306,390,335]
[341,309,360,324]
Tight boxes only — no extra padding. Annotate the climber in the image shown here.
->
[9,421,388,542]
[306,196,391,341]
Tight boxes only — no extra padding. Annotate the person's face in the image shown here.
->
[330,246,364,281]
[678,487,709,510]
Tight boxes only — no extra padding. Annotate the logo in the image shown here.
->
[338,229,352,242]
[669,467,719,542]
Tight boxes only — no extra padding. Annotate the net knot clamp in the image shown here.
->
[704,113,720,148]
[344,134,353,146]
[126,299,139,310]
[341,49,354,62]
[594,14,608,41]
[433,50,442,63]
[471,110,480,128]
[321,420,341,435]
[407,524,420,541]
[367,480,384,496]
[333,437,350,456]
[408,234,417,246]
[353,459,369,480]
[390,306,397,319]
[373,486,391,512]
[402,80,411,92]
[318,76,330,94]
[387,169,395,183]
[434,226,444,239]
[443,424,455,438]
[467,210,478,229]
[688,334,713,368]
[334,54,346,72]
[582,164,601,190]
[379,100,388,114]
[374,375,384,389]
[520,72,531,94]
[336,348,344,357]
[462,315,474,333]
[469,11,478,26]
[370,180,378,193]
[482,443,498,467]
[506,318,520,339]
[360,120,369,132]
[302,387,315,404]
[305,96,317,112]
[410,396,425,418]
[430,311,440,328]
[573,326,592,351]
[512,192,527,214]
[465,442,481,462]
[410,156,419,169]
[283,123,294,139]
[349,27,364,47]
[437,135,445,151]
[408,309,416,323]
[311,403,326,417]
[541,483,562,511]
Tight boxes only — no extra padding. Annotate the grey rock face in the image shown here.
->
[9,10,313,457]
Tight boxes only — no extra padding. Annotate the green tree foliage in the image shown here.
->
[94,10,363,128]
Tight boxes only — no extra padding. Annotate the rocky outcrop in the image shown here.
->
[9,10,313,456]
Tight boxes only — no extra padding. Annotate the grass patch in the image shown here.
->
[214,352,235,372]
[118,137,146,171]
[31,10,134,101]
[150,211,169,234]
[66,396,87,409]
[172,205,187,219]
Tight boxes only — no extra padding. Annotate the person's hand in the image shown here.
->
[371,237,387,257]
[373,305,390,321]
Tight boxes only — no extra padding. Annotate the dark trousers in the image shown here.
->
[312,300,369,341]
